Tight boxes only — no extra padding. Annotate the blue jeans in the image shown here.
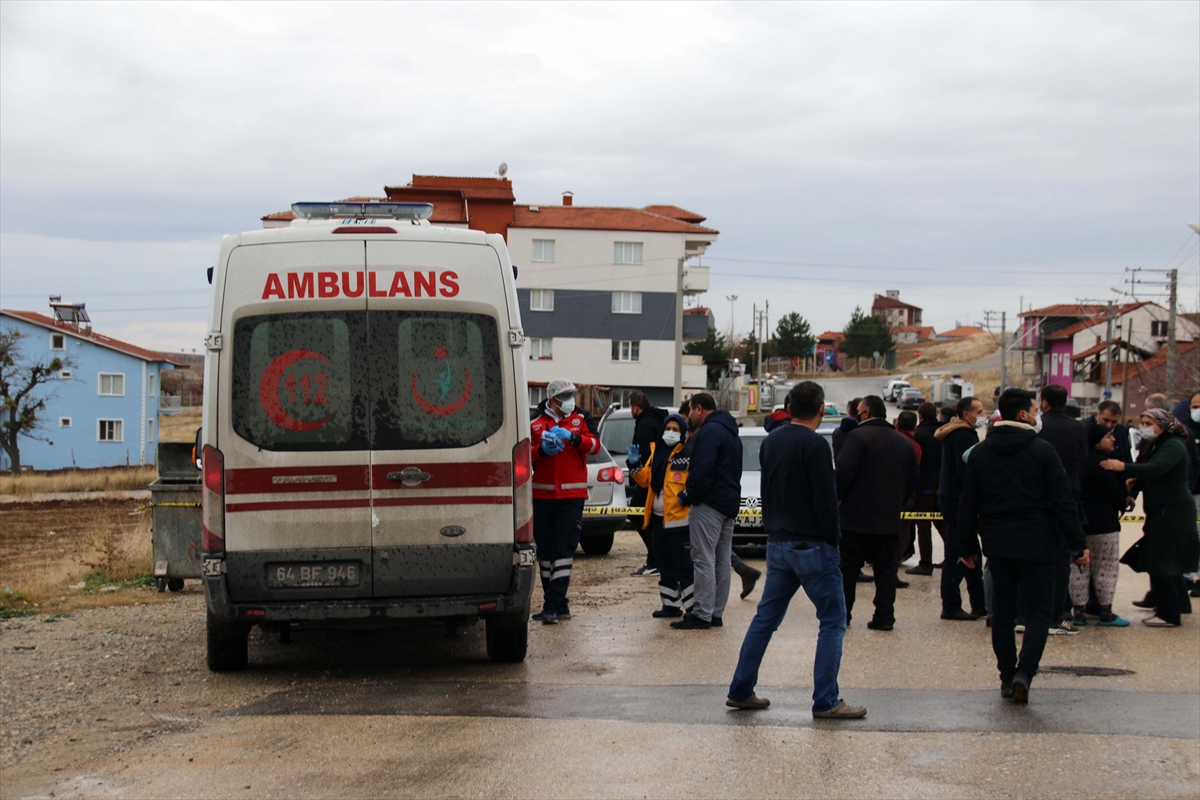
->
[728,540,847,713]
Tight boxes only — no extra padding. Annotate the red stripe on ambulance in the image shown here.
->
[262,271,459,300]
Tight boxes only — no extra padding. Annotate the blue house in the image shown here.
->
[1,303,188,471]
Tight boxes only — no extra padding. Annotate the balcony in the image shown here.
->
[683,265,709,294]
[158,395,182,415]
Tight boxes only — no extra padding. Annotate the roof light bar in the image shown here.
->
[291,202,435,221]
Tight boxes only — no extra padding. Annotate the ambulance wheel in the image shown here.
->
[579,533,614,556]
[167,578,185,593]
[485,614,528,663]
[206,612,250,672]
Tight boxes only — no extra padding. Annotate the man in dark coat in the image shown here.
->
[960,388,1088,704]
[1037,384,1088,634]
[908,402,945,575]
[835,395,919,630]
[831,397,862,458]
[1086,400,1133,464]
[937,395,987,620]
[628,391,668,576]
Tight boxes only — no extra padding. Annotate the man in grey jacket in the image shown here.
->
[835,395,920,630]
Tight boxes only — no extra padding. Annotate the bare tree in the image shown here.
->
[1,327,77,474]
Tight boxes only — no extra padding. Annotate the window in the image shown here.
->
[98,419,123,442]
[611,291,642,314]
[1151,320,1168,337]
[529,289,554,312]
[532,239,556,262]
[612,340,640,362]
[99,373,125,396]
[50,333,65,350]
[613,388,634,407]
[529,385,547,409]
[529,337,553,360]
[614,242,643,264]
[58,370,72,379]
[147,419,154,441]
[59,417,72,428]
[148,374,156,397]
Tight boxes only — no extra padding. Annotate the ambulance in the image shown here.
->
[199,202,534,670]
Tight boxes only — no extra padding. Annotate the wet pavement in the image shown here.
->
[4,524,1199,799]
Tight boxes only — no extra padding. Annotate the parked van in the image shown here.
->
[199,202,534,670]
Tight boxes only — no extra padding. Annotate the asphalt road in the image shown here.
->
[4,523,1198,800]
[811,348,1004,413]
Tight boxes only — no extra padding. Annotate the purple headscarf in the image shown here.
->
[1142,407,1188,438]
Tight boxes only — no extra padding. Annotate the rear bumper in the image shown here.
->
[204,562,535,624]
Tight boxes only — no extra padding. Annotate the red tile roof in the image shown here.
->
[895,325,935,339]
[1045,302,1150,340]
[872,294,921,311]
[641,205,707,224]
[938,326,987,338]
[817,331,845,342]
[684,306,711,316]
[511,205,718,234]
[1019,303,1106,318]
[1100,341,1198,385]
[1,310,189,366]
[394,175,515,201]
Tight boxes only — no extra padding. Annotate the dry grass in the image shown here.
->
[902,367,1037,412]
[0,465,157,496]
[158,407,202,442]
[0,500,164,618]
[898,334,999,369]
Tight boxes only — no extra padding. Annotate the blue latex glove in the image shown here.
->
[551,426,573,443]
[625,444,640,465]
[541,430,564,455]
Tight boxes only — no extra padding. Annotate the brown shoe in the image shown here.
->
[812,700,867,719]
[726,693,770,710]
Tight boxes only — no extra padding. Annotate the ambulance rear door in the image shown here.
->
[220,240,373,602]
[365,238,517,598]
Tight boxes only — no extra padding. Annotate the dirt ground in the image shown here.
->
[157,409,201,443]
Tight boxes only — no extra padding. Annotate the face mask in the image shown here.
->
[558,397,576,415]
[1030,413,1043,434]
[1140,426,1158,443]
[971,414,986,430]
[662,431,681,446]
[1191,408,1200,424]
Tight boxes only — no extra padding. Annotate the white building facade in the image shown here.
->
[506,204,717,409]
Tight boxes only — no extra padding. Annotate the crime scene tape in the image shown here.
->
[581,507,1174,524]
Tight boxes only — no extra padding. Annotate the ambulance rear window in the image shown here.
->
[369,311,503,450]
[231,312,369,451]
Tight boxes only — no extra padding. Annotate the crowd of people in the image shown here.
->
[527,376,1200,714]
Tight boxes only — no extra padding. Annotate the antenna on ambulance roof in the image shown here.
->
[497,162,508,178]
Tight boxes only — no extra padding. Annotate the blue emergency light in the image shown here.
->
[291,202,435,221]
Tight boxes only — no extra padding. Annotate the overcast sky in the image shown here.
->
[2,1,1198,352]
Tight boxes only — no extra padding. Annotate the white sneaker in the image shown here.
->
[1142,616,1180,627]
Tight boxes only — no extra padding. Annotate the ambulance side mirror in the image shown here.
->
[193,427,203,470]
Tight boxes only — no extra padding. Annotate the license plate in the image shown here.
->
[267,562,361,588]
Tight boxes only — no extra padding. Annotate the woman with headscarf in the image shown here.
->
[627,413,694,618]
[1101,408,1200,627]
[1071,425,1130,626]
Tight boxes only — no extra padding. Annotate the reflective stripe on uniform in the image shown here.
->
[560,482,589,490]
[549,568,572,581]
[532,483,556,491]
[552,558,574,567]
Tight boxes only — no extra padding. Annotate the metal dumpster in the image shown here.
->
[150,441,202,592]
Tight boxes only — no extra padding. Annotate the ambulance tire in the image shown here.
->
[206,612,250,672]
[579,533,615,556]
[485,613,528,663]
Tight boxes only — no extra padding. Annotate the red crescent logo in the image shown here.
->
[411,366,472,416]
[258,349,335,432]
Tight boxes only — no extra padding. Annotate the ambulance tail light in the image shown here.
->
[513,438,533,543]
[201,444,225,554]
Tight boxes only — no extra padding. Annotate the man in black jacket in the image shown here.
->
[960,388,1089,704]
[674,393,743,630]
[1086,400,1133,464]
[937,395,987,620]
[908,402,944,575]
[1037,384,1088,634]
[835,396,919,630]
[628,391,668,576]
[831,397,861,458]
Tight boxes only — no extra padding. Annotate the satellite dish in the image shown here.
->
[498,162,508,177]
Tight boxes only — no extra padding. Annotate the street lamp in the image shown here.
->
[726,295,738,343]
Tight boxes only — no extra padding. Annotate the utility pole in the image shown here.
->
[725,295,738,347]
[982,309,1009,391]
[764,298,770,378]
[1166,268,1177,399]
[674,256,685,407]
[1103,300,1115,399]
[757,305,765,382]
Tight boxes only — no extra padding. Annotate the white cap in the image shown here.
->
[546,379,577,398]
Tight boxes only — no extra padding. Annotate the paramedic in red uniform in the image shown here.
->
[530,379,602,625]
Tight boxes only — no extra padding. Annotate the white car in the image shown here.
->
[735,423,838,547]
